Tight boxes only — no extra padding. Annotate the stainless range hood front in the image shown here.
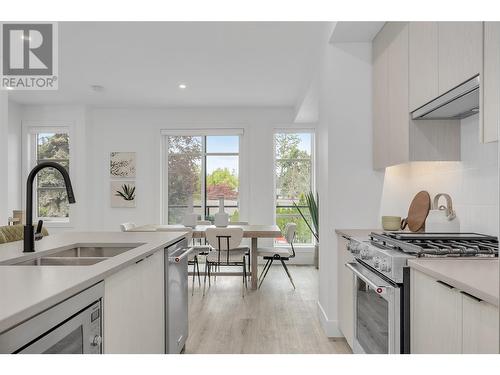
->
[411,75,480,120]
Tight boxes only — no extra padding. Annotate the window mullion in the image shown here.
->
[202,136,207,220]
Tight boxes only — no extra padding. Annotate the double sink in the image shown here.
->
[12,246,136,266]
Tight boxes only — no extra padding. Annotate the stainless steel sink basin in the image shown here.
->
[48,246,135,258]
[15,257,107,266]
[9,245,139,266]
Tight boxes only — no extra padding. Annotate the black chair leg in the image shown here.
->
[280,259,296,290]
[191,257,197,296]
[258,258,271,282]
[196,256,201,286]
[258,258,274,289]
[243,257,248,289]
[203,261,208,296]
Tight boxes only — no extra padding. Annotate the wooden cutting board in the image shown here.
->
[402,191,431,232]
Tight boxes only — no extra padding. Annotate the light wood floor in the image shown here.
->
[185,265,352,354]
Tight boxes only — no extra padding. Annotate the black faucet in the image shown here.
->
[24,162,76,253]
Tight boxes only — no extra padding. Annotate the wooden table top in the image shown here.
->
[130,224,282,238]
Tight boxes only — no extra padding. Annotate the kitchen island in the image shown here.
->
[0,231,188,353]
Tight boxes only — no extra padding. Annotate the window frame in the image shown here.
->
[273,129,316,247]
[161,129,244,225]
[23,123,74,226]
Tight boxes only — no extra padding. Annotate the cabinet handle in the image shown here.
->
[436,280,454,289]
[135,258,144,264]
[460,291,482,302]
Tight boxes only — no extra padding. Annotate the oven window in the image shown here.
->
[356,279,389,354]
[43,326,84,354]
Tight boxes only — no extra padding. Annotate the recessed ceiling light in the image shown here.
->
[178,83,187,89]
[90,84,105,92]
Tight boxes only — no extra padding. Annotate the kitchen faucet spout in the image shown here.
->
[24,162,76,253]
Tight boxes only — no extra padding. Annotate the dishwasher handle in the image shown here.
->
[168,247,194,263]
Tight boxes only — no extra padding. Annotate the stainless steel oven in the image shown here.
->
[0,282,103,354]
[346,262,400,354]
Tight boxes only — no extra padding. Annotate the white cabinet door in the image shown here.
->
[410,269,462,353]
[103,250,165,354]
[483,22,500,143]
[337,235,354,348]
[462,293,499,354]
[438,22,483,94]
[409,22,439,111]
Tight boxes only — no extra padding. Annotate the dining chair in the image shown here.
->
[257,223,297,289]
[203,227,249,297]
[120,222,136,232]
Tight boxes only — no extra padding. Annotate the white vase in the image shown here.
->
[182,197,197,228]
[214,196,229,227]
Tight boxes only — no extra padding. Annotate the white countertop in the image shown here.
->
[408,258,499,307]
[0,231,188,334]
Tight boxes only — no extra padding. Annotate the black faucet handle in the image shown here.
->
[34,220,44,241]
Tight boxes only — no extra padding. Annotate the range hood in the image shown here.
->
[411,75,480,120]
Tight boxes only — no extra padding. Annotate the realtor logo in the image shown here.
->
[1,22,58,90]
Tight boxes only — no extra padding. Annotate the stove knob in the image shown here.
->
[348,241,360,254]
[380,259,392,272]
[373,256,381,268]
[91,335,102,347]
[360,247,372,260]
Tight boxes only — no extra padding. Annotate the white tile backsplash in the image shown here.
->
[380,114,499,236]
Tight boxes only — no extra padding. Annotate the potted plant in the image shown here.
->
[294,191,319,269]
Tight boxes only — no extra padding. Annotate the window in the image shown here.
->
[274,131,314,245]
[30,131,71,221]
[165,134,240,224]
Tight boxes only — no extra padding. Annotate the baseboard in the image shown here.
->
[317,301,343,338]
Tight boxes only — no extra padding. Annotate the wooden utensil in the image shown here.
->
[401,191,431,232]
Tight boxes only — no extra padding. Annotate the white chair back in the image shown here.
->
[120,222,136,232]
[205,227,243,250]
[284,223,297,244]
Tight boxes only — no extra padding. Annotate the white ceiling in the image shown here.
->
[329,21,385,42]
[9,22,327,108]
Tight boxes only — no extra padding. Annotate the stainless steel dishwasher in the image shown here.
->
[165,238,192,354]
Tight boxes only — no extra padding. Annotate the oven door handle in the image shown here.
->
[345,262,393,291]
[169,247,194,263]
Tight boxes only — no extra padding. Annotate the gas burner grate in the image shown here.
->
[370,232,498,258]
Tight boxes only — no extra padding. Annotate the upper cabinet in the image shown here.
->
[438,22,483,95]
[483,22,500,143]
[409,22,482,110]
[373,22,460,170]
[409,22,439,111]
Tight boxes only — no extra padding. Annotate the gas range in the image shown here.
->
[347,232,498,283]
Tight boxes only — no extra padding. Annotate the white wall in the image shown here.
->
[317,41,384,336]
[0,92,8,224]
[86,107,298,230]
[8,101,22,215]
[380,114,499,236]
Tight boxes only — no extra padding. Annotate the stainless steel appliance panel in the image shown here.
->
[347,262,400,354]
[165,238,191,354]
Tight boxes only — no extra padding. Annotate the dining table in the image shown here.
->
[129,224,282,290]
